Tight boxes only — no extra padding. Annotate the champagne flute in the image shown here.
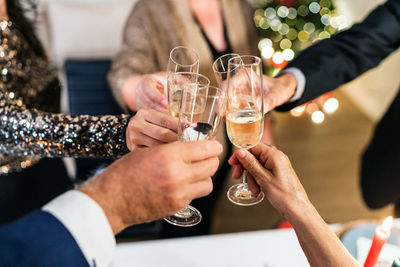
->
[226,55,265,206]
[166,46,200,118]
[164,73,223,227]
[212,53,239,88]
[167,72,210,119]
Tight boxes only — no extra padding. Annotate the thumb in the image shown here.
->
[235,149,271,184]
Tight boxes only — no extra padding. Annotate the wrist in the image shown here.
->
[78,177,126,235]
[280,195,315,224]
[122,75,141,112]
[277,73,297,101]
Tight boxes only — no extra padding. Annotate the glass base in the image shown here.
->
[163,205,202,227]
[227,183,264,206]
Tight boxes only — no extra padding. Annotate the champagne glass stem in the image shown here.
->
[175,207,192,218]
[241,148,250,184]
[242,170,248,184]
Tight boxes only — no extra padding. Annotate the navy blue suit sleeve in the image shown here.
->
[0,210,89,267]
[277,0,400,111]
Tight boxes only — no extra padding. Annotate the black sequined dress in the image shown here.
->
[0,20,130,175]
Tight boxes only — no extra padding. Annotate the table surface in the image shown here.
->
[111,220,399,266]
[111,228,311,267]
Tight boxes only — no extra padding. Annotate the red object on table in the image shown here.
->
[364,216,393,267]
[277,220,293,229]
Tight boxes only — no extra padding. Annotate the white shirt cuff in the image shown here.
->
[280,67,306,103]
[42,190,116,267]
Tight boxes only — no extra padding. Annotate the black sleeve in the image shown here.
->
[277,0,400,111]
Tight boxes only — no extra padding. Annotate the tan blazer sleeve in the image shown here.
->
[107,1,159,111]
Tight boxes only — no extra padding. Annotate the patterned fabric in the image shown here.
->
[0,20,129,175]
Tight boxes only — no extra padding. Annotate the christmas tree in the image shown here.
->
[254,0,348,122]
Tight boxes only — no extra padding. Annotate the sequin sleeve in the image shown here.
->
[0,91,130,159]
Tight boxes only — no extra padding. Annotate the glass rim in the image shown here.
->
[189,85,226,99]
[212,53,240,74]
[206,86,226,98]
[228,55,262,69]
[169,46,200,68]
[172,71,210,86]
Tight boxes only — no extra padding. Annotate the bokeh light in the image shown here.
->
[286,28,298,40]
[321,14,331,25]
[258,38,273,50]
[323,98,339,114]
[297,5,309,17]
[283,49,295,61]
[279,23,290,35]
[288,7,297,19]
[290,105,306,117]
[312,111,325,124]
[262,46,275,59]
[298,30,310,42]
[272,52,285,64]
[272,34,283,42]
[319,0,331,8]
[304,22,315,34]
[280,38,292,49]
[309,2,321,14]
[270,18,283,31]
[265,7,276,19]
[277,6,289,18]
[319,31,331,39]
[319,7,330,16]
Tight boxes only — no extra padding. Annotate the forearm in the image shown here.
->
[0,92,130,158]
[122,75,143,112]
[286,201,360,267]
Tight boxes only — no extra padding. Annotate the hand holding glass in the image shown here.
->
[226,55,265,206]
[164,73,226,226]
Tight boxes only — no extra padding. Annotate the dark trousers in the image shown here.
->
[0,158,72,225]
[361,87,400,209]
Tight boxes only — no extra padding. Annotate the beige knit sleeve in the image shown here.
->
[241,0,260,56]
[108,1,159,111]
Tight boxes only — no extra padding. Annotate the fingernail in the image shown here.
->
[160,100,168,107]
[237,150,246,158]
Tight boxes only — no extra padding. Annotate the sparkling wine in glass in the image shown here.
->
[164,82,226,227]
[226,55,265,206]
[167,72,210,119]
[166,46,200,117]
